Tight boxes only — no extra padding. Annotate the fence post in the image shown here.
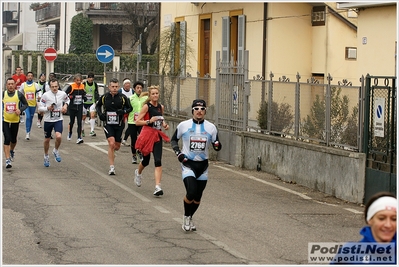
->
[358,75,365,152]
[325,73,333,146]
[243,50,249,131]
[267,71,274,132]
[295,72,301,139]
[176,76,181,116]
[215,51,221,127]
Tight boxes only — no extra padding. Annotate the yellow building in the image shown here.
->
[160,2,362,85]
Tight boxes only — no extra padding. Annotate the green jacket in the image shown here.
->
[128,93,148,124]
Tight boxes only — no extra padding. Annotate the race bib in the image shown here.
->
[106,111,119,124]
[189,136,207,151]
[26,92,35,100]
[74,95,83,105]
[50,110,61,119]
[5,102,17,113]
[152,116,164,130]
[86,94,93,102]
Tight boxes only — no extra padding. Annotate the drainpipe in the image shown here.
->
[261,3,268,103]
[64,2,67,53]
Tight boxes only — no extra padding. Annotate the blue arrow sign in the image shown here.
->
[96,44,115,64]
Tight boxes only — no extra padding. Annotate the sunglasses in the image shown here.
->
[193,107,206,111]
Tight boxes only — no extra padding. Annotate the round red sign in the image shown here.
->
[44,47,57,62]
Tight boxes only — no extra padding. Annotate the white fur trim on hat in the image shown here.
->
[366,196,397,221]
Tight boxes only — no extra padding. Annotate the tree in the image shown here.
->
[70,13,93,55]
[257,101,294,135]
[302,87,357,146]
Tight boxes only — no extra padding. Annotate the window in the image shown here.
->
[222,12,246,66]
[170,19,187,77]
[312,6,325,26]
[345,47,357,60]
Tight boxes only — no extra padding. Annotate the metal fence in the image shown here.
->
[106,67,364,152]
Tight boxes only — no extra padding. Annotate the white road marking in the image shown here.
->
[345,208,363,214]
[214,165,312,200]
[154,206,170,213]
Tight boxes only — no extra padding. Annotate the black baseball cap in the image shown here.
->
[192,99,207,108]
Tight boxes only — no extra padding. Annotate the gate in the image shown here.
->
[363,75,396,203]
[215,50,250,163]
[215,50,250,131]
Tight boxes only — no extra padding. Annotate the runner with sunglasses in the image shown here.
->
[170,99,222,231]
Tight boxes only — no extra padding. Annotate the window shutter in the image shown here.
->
[237,15,246,68]
[180,21,187,77]
[222,16,230,63]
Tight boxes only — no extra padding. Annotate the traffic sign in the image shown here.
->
[44,47,57,62]
[96,44,115,64]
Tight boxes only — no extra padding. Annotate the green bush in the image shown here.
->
[257,101,294,134]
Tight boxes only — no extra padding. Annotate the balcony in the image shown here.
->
[85,2,159,19]
[35,3,61,24]
[2,11,18,27]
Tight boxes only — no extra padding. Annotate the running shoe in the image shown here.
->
[182,215,191,231]
[132,155,137,164]
[134,169,142,187]
[153,185,163,196]
[10,150,14,162]
[122,140,129,146]
[76,138,84,144]
[109,165,115,175]
[5,158,12,169]
[44,155,50,167]
[137,151,143,162]
[37,121,41,128]
[67,132,72,141]
[20,117,24,124]
[82,130,85,137]
[53,148,61,162]
[190,216,196,231]
[25,132,30,140]
[89,131,96,137]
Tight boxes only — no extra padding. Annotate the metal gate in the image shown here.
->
[215,50,250,131]
[363,75,396,203]
[214,50,250,164]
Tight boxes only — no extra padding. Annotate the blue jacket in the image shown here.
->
[331,226,396,264]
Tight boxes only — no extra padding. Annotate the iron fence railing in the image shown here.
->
[104,69,365,152]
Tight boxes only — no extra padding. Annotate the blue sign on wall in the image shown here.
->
[96,44,115,64]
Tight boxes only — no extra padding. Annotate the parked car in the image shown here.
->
[62,82,107,115]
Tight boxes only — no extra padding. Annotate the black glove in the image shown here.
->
[177,152,188,163]
[99,113,106,121]
[212,141,222,151]
[116,109,125,115]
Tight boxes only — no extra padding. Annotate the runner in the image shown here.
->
[2,78,28,168]
[19,71,40,140]
[170,99,222,231]
[82,72,99,137]
[37,79,70,167]
[96,78,132,175]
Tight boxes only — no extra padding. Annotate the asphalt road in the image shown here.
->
[2,118,366,265]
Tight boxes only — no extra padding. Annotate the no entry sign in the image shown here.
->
[44,47,57,62]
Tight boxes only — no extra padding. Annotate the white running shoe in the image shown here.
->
[190,216,196,231]
[53,148,61,162]
[44,155,50,167]
[25,132,30,140]
[76,138,84,144]
[37,121,41,128]
[109,165,115,175]
[122,140,129,146]
[182,215,191,231]
[134,169,142,187]
[153,185,163,196]
[132,155,137,164]
[67,132,72,141]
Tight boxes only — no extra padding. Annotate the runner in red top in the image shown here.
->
[12,66,27,90]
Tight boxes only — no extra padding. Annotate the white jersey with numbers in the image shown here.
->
[176,119,219,161]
